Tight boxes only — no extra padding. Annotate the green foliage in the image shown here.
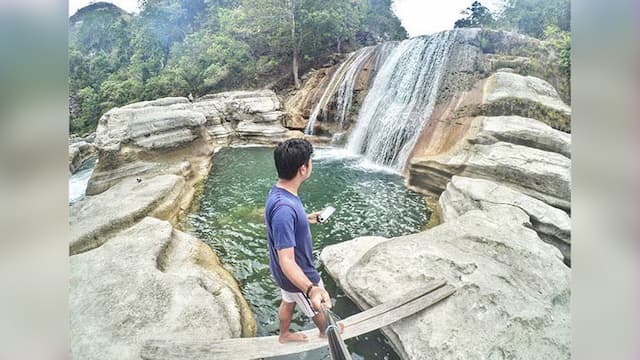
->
[497,0,570,39]
[454,1,495,28]
[68,0,408,134]
[76,87,101,132]
[543,24,571,75]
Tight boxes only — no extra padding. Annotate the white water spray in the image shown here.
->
[346,31,457,171]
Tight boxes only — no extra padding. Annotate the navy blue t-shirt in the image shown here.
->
[265,185,320,293]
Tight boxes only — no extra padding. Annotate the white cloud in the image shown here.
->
[69,0,140,16]
[392,0,504,37]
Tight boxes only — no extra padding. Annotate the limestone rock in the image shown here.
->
[197,90,283,122]
[410,141,571,211]
[482,71,571,131]
[440,176,571,263]
[472,116,571,157]
[95,97,206,151]
[86,160,191,196]
[321,206,570,360]
[236,121,288,142]
[69,141,96,173]
[70,175,185,255]
[121,97,190,109]
[194,90,289,143]
[70,217,256,360]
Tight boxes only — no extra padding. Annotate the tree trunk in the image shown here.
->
[292,48,301,89]
[337,38,341,53]
[290,0,301,89]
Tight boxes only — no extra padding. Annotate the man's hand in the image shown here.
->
[307,211,321,224]
[308,286,331,311]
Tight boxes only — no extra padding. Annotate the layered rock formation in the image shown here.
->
[193,90,294,144]
[70,175,186,255]
[88,89,299,196]
[69,141,96,173]
[71,217,255,360]
[440,176,571,264]
[481,72,571,132]
[321,206,570,359]
[70,91,297,358]
[313,28,572,359]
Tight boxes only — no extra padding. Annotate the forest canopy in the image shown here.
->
[68,0,407,134]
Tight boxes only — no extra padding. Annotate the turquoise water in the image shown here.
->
[188,146,429,359]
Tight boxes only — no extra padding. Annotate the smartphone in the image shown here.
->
[317,206,336,223]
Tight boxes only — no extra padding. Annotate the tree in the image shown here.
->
[543,24,570,75]
[68,0,408,133]
[454,1,495,28]
[497,0,570,39]
[77,87,101,131]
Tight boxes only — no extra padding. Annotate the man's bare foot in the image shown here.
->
[319,322,345,338]
[279,331,309,343]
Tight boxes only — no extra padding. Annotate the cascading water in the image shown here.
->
[304,43,395,135]
[346,30,457,171]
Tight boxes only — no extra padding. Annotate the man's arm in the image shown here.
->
[277,247,331,310]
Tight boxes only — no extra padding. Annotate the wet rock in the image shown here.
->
[69,141,96,173]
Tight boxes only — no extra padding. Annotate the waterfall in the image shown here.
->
[304,43,395,135]
[69,157,97,204]
[346,31,457,171]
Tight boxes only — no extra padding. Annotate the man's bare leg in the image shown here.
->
[278,301,308,343]
[312,311,344,338]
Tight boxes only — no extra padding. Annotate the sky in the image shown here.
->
[68,0,504,37]
[391,0,504,37]
[69,0,139,16]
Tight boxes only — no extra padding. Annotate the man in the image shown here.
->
[265,138,343,343]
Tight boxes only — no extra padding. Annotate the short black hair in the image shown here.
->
[274,139,314,180]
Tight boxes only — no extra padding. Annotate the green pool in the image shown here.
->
[188,146,429,359]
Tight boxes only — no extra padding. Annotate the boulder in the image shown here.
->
[440,176,571,263]
[95,97,206,151]
[70,175,185,255]
[409,141,571,211]
[321,205,570,360]
[69,141,96,173]
[70,217,256,360]
[472,116,571,157]
[481,71,571,131]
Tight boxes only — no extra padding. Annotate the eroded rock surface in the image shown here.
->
[96,97,206,151]
[410,141,571,211]
[481,71,571,132]
[194,90,290,143]
[70,217,256,360]
[69,141,96,173]
[440,176,571,263]
[70,175,185,255]
[472,116,571,157]
[321,206,570,360]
